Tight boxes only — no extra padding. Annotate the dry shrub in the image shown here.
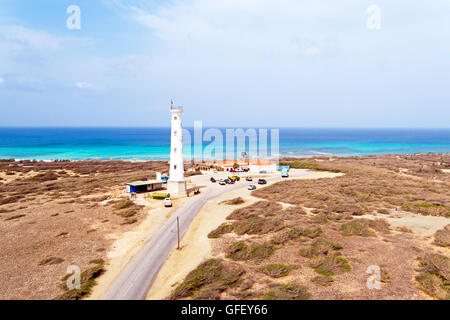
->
[340,220,376,237]
[402,202,449,217]
[227,201,282,220]
[223,197,245,205]
[310,213,331,224]
[39,256,64,266]
[367,218,391,234]
[233,216,284,235]
[377,208,390,215]
[282,206,307,216]
[119,209,137,218]
[340,218,390,237]
[271,227,322,245]
[114,200,134,210]
[299,238,343,258]
[397,226,413,233]
[279,161,343,173]
[0,195,24,205]
[30,171,59,182]
[226,241,274,262]
[4,214,26,221]
[208,224,234,239]
[310,255,351,276]
[262,283,310,300]
[171,259,244,300]
[311,275,334,287]
[381,268,391,284]
[433,225,450,248]
[258,264,296,278]
[56,261,105,300]
[299,238,350,277]
[415,253,449,300]
[122,218,138,225]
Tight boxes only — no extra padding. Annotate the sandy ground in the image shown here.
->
[146,170,342,299]
[0,170,39,183]
[362,211,449,237]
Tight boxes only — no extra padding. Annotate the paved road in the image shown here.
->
[102,170,311,300]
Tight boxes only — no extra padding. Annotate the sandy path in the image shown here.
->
[146,170,342,299]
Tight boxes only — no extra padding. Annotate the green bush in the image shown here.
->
[171,259,244,299]
[152,193,170,200]
[226,241,274,261]
[341,220,376,237]
[262,283,310,300]
[312,275,334,286]
[208,224,234,239]
[259,264,295,278]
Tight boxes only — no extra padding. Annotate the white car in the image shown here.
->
[248,184,257,190]
[164,198,173,207]
[218,179,226,185]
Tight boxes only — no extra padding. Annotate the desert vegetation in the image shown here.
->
[172,154,449,300]
[0,159,170,299]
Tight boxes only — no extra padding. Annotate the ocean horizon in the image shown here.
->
[0,127,449,161]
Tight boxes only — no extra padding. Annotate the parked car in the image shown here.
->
[258,179,267,185]
[210,177,216,183]
[248,184,256,190]
[226,178,234,184]
[246,176,253,182]
[219,179,226,185]
[164,198,173,207]
[230,176,240,181]
[259,170,267,174]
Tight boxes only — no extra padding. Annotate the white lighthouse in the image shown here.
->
[167,100,187,196]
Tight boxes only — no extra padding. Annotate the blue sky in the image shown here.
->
[0,0,449,128]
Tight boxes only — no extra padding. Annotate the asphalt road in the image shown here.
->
[102,170,311,300]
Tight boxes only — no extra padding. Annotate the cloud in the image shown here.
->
[0,77,4,85]
[0,25,62,51]
[110,0,356,65]
[75,81,93,89]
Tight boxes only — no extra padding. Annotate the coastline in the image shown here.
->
[1,151,449,163]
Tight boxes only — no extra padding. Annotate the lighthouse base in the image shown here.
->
[167,180,187,197]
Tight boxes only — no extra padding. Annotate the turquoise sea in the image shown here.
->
[0,127,448,160]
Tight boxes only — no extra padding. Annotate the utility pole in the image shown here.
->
[177,216,180,250]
